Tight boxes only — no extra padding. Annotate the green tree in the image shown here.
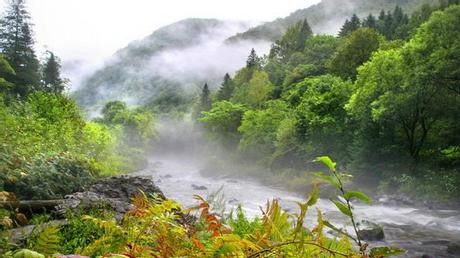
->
[292,75,352,159]
[102,100,128,123]
[339,14,361,38]
[348,40,457,164]
[233,71,273,108]
[328,27,385,80]
[246,48,261,69]
[238,100,289,159]
[362,14,377,29]
[200,101,247,148]
[406,5,460,95]
[0,54,15,94]
[391,6,410,39]
[0,0,40,96]
[42,51,66,94]
[200,83,212,111]
[216,73,234,101]
[269,19,313,61]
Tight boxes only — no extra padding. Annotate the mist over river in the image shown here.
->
[136,153,460,258]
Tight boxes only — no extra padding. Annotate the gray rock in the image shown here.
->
[191,184,207,190]
[357,221,385,241]
[56,176,165,219]
[9,220,68,247]
[447,243,460,255]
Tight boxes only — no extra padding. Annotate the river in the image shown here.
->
[136,154,460,258]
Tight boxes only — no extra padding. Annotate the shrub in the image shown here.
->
[3,153,95,200]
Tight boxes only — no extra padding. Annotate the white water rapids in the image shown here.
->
[136,154,460,258]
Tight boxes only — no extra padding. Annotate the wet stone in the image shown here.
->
[192,184,208,190]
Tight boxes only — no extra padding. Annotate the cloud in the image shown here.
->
[148,22,271,88]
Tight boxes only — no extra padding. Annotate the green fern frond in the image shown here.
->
[82,215,122,234]
[29,225,61,256]
[78,235,117,256]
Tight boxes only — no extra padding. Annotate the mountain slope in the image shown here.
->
[73,18,265,113]
[227,0,440,42]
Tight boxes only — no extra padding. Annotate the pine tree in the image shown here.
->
[0,0,40,96]
[383,11,394,38]
[246,48,261,69]
[295,19,313,52]
[42,51,66,94]
[200,83,212,111]
[217,73,234,101]
[362,14,377,29]
[339,14,361,37]
[339,19,352,37]
[269,19,313,61]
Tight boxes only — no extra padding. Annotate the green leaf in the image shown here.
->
[315,156,336,170]
[332,199,352,217]
[314,172,340,188]
[344,191,371,203]
[323,220,356,241]
[12,249,45,258]
[370,247,406,257]
[307,183,319,206]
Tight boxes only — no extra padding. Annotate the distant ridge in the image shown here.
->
[226,0,440,42]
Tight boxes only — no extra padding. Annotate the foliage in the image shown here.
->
[314,156,404,257]
[199,3,460,200]
[216,73,235,101]
[339,14,361,38]
[200,101,247,148]
[238,100,290,160]
[11,163,394,257]
[41,51,66,94]
[0,0,40,96]
[2,153,95,200]
[328,28,385,80]
[0,92,153,198]
[26,225,61,256]
[269,19,313,62]
[291,75,352,160]
[232,71,273,109]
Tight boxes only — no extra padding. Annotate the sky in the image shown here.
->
[0,0,321,87]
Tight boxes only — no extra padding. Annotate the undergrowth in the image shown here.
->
[1,157,404,258]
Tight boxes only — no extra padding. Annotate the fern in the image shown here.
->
[78,235,118,256]
[28,225,61,256]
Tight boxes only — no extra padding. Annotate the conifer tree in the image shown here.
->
[295,19,313,51]
[200,83,212,111]
[339,14,361,37]
[246,48,261,69]
[217,73,234,101]
[42,51,66,94]
[269,19,313,61]
[362,14,377,29]
[0,0,40,96]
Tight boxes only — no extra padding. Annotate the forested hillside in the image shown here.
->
[199,1,460,200]
[227,0,439,42]
[75,0,442,117]
[0,0,156,200]
[1,0,460,257]
[73,19,263,114]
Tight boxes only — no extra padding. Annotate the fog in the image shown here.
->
[0,0,320,91]
[148,29,271,86]
[75,19,272,113]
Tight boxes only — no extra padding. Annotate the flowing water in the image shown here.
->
[136,154,460,258]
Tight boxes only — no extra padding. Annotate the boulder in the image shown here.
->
[56,176,165,220]
[191,184,207,190]
[447,243,460,255]
[357,221,385,241]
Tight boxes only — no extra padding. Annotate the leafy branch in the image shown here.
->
[315,156,405,257]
